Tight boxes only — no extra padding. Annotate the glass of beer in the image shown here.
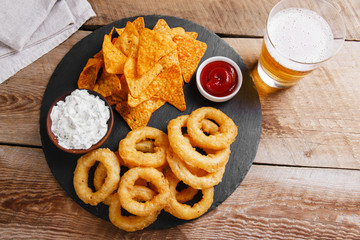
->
[257,0,346,88]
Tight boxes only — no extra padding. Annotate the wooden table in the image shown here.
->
[1,0,359,239]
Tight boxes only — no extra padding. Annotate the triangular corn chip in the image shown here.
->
[132,17,145,34]
[173,35,207,83]
[93,69,122,97]
[106,75,128,105]
[153,19,171,33]
[124,57,164,98]
[169,27,185,38]
[137,28,176,76]
[103,28,127,74]
[77,58,103,90]
[155,64,186,111]
[185,32,198,39]
[115,97,165,130]
[114,21,139,58]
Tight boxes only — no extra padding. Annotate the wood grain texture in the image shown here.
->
[227,38,360,169]
[0,31,91,147]
[1,1,360,239]
[0,145,359,239]
[85,0,360,40]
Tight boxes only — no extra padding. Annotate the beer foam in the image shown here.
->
[266,8,334,71]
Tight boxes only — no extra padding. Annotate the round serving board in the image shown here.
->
[40,15,262,229]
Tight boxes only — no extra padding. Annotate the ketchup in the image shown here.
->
[200,61,238,97]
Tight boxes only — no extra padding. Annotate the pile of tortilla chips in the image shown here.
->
[77,17,207,130]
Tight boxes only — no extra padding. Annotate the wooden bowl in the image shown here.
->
[46,89,114,154]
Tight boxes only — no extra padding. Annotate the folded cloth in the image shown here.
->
[0,0,58,51]
[0,0,96,84]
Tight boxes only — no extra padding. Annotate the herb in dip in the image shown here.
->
[50,89,110,150]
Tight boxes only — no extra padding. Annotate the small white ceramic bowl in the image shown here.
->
[196,56,242,102]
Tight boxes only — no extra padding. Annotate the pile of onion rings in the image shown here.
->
[165,107,237,220]
[167,107,237,176]
[72,107,237,232]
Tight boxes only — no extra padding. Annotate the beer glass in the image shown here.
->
[257,0,346,88]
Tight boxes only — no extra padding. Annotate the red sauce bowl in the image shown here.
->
[196,56,242,102]
[46,89,114,154]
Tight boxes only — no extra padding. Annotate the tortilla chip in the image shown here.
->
[137,28,176,76]
[173,35,207,83]
[126,50,182,107]
[185,32,198,39]
[93,50,103,59]
[77,18,207,130]
[124,56,164,98]
[156,50,185,110]
[115,28,124,36]
[153,19,171,33]
[119,73,129,92]
[155,64,186,111]
[153,19,173,41]
[115,97,166,130]
[153,21,186,39]
[169,27,186,38]
[77,58,103,90]
[132,17,145,34]
[103,28,128,74]
[127,71,163,107]
[93,69,122,97]
[114,21,139,58]
[106,96,118,106]
[106,75,128,105]
[106,91,127,105]
[158,49,181,69]
[110,90,127,101]
[124,57,137,79]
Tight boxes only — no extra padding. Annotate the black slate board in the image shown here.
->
[39,15,262,229]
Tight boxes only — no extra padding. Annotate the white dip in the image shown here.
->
[50,89,110,150]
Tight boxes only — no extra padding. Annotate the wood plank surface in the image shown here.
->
[1,31,359,170]
[1,0,360,239]
[228,38,360,169]
[85,0,360,40]
[0,31,90,147]
[0,145,359,239]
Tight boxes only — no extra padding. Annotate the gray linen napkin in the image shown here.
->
[0,0,96,84]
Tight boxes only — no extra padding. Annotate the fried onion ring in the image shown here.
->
[176,184,199,203]
[93,162,114,205]
[200,119,219,135]
[93,151,125,205]
[167,147,226,189]
[109,188,159,232]
[164,171,214,220]
[118,127,169,168]
[167,115,230,172]
[136,139,155,153]
[131,185,157,201]
[187,107,238,150]
[73,148,120,206]
[94,160,156,205]
[118,167,170,216]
